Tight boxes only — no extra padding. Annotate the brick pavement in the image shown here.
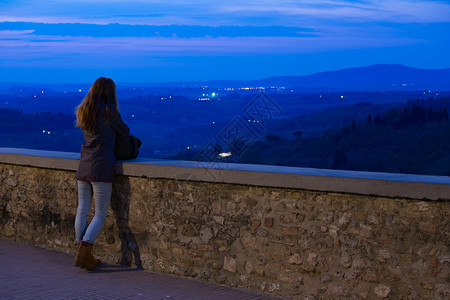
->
[0,239,282,300]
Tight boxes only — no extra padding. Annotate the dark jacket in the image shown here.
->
[76,101,130,182]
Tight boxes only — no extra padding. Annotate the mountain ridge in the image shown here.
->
[221,64,450,91]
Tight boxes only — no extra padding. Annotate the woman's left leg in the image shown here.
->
[82,182,112,244]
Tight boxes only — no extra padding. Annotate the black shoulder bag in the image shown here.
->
[114,135,142,160]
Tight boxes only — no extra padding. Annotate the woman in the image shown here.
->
[74,77,130,270]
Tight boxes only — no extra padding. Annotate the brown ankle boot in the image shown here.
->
[74,241,98,271]
[74,242,101,266]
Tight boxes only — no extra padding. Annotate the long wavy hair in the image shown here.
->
[76,77,118,132]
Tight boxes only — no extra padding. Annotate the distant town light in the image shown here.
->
[41,90,44,94]
[78,89,82,92]
[219,152,232,158]
[340,96,344,99]
[211,93,216,97]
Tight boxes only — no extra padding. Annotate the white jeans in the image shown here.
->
[75,181,112,244]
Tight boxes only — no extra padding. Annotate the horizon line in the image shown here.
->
[1,63,449,86]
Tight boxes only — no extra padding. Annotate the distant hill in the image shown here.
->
[176,64,450,91]
[257,64,450,91]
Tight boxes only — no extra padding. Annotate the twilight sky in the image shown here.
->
[1,0,449,83]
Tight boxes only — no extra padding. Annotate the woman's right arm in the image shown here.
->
[110,109,130,137]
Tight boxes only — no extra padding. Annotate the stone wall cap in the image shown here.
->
[1,147,449,200]
[128,157,450,185]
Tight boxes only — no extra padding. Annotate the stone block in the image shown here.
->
[339,212,352,226]
[288,253,302,265]
[255,267,265,277]
[213,216,224,225]
[268,282,281,293]
[340,253,352,268]
[279,214,293,224]
[199,227,213,244]
[281,227,297,236]
[321,273,333,283]
[251,219,261,227]
[419,222,436,235]
[307,253,318,267]
[159,243,170,250]
[6,178,18,187]
[244,261,254,274]
[226,201,237,215]
[211,202,222,215]
[374,284,391,298]
[172,248,183,255]
[364,273,378,282]
[215,274,227,284]
[256,228,269,237]
[186,249,202,258]
[264,218,274,227]
[376,249,391,262]
[240,232,256,248]
[198,244,214,251]
[223,256,237,273]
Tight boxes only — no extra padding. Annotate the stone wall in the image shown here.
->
[0,162,449,299]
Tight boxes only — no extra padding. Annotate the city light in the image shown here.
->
[219,152,232,158]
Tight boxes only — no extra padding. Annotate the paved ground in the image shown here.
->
[0,239,282,300]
